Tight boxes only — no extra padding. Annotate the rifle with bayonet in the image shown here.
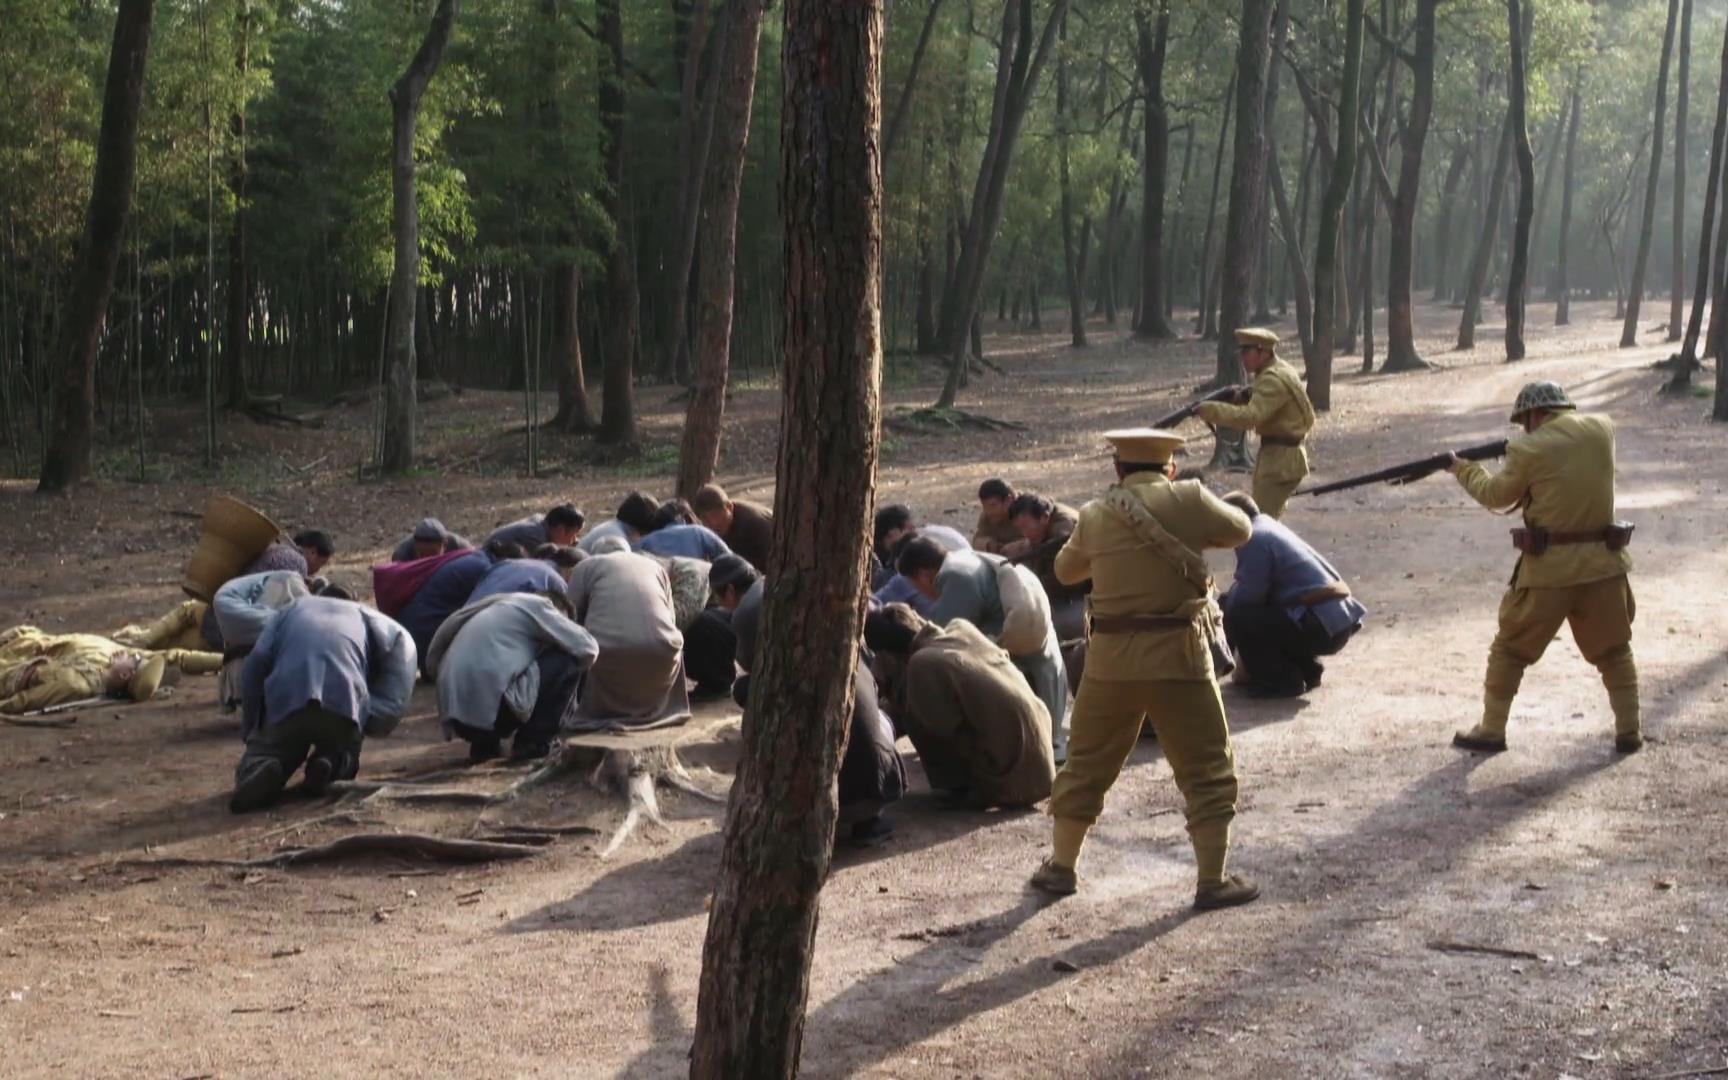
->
[1298,439,1509,496]
[1152,385,1249,429]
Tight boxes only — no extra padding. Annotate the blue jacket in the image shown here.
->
[873,573,935,617]
[241,597,416,741]
[399,550,493,665]
[636,524,731,561]
[930,550,1005,637]
[468,559,567,603]
[484,515,550,552]
[1224,514,1366,637]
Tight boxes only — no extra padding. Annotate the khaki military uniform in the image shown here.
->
[1453,412,1639,740]
[1196,358,1317,518]
[0,626,221,714]
[1046,473,1253,884]
[113,600,211,652]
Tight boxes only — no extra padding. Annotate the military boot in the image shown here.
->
[1194,874,1260,911]
[1029,858,1078,897]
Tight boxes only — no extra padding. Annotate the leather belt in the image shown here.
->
[1511,522,1635,555]
[1089,613,1193,635]
[1260,434,1305,448]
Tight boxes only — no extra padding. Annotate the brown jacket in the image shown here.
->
[722,498,775,574]
[1016,502,1086,603]
[972,511,1027,557]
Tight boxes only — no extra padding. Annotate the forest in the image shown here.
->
[4,0,1727,494]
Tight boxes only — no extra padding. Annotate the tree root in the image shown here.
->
[114,832,546,871]
[887,407,1029,434]
[591,746,728,859]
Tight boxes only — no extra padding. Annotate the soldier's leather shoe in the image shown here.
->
[1452,727,1508,753]
[1194,875,1260,911]
[1029,858,1078,897]
[1615,732,1645,754]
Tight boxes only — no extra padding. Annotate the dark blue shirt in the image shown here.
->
[1224,514,1367,637]
[398,550,492,668]
[636,524,731,561]
[468,559,567,603]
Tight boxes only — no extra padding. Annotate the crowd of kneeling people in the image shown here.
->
[1,474,1364,849]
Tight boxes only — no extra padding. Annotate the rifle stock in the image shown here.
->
[1299,439,1509,497]
[1152,385,1246,429]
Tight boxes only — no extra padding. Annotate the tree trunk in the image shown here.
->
[1457,107,1514,351]
[915,249,938,351]
[1134,1,1175,339]
[549,263,595,430]
[1056,10,1088,347]
[1504,0,1535,361]
[1556,70,1582,325]
[598,0,639,444]
[38,0,156,493]
[1195,68,1236,334]
[415,284,437,381]
[1213,0,1275,390]
[676,0,767,496]
[934,0,1070,407]
[1381,0,1437,372]
[1306,0,1361,407]
[1675,16,1728,385]
[1621,0,1680,348]
[665,0,721,384]
[691,2,885,1068]
[380,0,457,475]
[1668,0,1693,341]
[223,1,251,409]
[1269,148,1312,363]
[1431,140,1470,303]
[883,0,945,170]
[1166,121,1196,321]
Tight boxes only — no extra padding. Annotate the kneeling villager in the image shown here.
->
[392,517,473,562]
[427,591,599,762]
[1446,381,1641,754]
[895,537,1071,760]
[565,541,691,732]
[484,503,584,553]
[1219,491,1366,698]
[212,569,313,711]
[230,595,415,812]
[866,603,1054,811]
[691,484,775,574]
[1032,428,1260,911]
[0,626,219,714]
[1195,327,1317,520]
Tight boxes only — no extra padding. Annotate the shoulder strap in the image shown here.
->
[1100,485,1214,600]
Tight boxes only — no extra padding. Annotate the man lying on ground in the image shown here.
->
[0,626,220,715]
[391,517,473,562]
[865,603,1054,810]
[1219,491,1365,698]
[230,594,416,812]
[428,590,599,763]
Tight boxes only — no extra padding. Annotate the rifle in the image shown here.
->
[1298,439,1509,496]
[1152,385,1249,429]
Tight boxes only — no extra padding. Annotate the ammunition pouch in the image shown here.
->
[1510,521,1635,556]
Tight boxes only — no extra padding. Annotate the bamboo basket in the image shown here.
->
[182,495,282,601]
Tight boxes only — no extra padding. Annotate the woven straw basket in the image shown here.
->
[182,495,282,601]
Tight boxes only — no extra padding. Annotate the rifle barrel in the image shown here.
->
[1299,439,1508,497]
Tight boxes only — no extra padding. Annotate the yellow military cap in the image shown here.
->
[1234,326,1279,350]
[128,654,168,702]
[1104,428,1187,465]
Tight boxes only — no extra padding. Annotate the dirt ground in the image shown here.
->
[2,298,1725,1079]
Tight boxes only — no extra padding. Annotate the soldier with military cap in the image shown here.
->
[1030,427,1261,911]
[1445,381,1642,754]
[1195,327,1317,519]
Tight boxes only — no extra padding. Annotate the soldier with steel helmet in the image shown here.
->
[1030,427,1261,911]
[1445,381,1642,754]
[1195,327,1317,519]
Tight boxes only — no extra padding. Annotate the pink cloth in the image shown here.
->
[373,549,469,617]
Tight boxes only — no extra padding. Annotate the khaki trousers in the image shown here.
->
[113,600,210,653]
[1049,676,1239,883]
[1481,574,1639,736]
[1252,473,1301,520]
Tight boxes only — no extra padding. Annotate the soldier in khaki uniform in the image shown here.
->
[1195,327,1317,519]
[1030,428,1260,911]
[1446,381,1642,754]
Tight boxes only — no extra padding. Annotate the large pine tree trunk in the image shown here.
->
[1668,0,1693,342]
[1381,0,1436,372]
[1133,1,1175,339]
[597,0,639,444]
[1306,0,1361,411]
[380,0,457,475]
[1212,0,1275,389]
[689,0,885,1070]
[38,0,156,493]
[1456,107,1514,351]
[934,0,1069,407]
[1556,70,1583,325]
[676,0,767,496]
[1675,15,1728,385]
[1504,0,1535,361]
[1621,0,1680,348]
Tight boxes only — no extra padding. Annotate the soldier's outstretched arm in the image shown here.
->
[1450,442,1530,512]
[1196,373,1286,431]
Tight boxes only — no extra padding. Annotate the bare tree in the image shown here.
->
[1504,0,1535,361]
[1456,107,1513,351]
[676,0,769,497]
[1555,70,1583,325]
[1673,12,1728,389]
[689,0,886,1072]
[1381,0,1438,372]
[1668,0,1693,342]
[1309,0,1364,411]
[1213,0,1276,389]
[1620,0,1680,348]
[38,0,157,493]
[380,0,458,474]
[597,0,639,445]
[1133,0,1175,339]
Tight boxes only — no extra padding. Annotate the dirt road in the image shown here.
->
[1,300,1724,1078]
